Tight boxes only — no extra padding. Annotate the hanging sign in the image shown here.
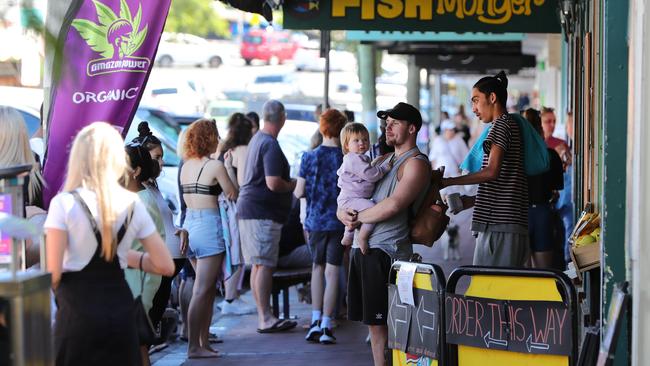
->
[444,293,572,356]
[42,0,171,207]
[283,0,561,33]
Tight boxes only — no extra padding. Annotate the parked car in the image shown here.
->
[240,29,298,65]
[156,33,226,68]
[293,40,357,72]
[125,107,182,214]
[208,99,247,132]
[247,73,300,100]
[141,78,207,116]
[274,119,319,177]
[284,103,317,122]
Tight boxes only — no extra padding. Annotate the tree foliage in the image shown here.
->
[165,0,229,38]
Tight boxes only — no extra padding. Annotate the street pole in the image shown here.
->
[359,43,377,143]
[321,30,331,109]
[407,55,420,109]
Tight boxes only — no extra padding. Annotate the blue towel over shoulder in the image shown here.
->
[460,114,549,176]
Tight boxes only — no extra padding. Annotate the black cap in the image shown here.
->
[377,102,422,130]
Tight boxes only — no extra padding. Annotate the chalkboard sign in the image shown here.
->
[387,284,440,359]
[444,293,572,356]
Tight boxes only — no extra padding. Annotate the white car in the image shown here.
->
[247,73,300,100]
[156,33,226,68]
[141,78,207,116]
[273,119,320,177]
[294,40,357,72]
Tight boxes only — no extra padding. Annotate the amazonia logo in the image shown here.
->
[71,0,151,76]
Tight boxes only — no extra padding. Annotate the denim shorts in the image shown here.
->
[183,208,225,259]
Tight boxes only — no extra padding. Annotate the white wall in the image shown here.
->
[626,1,650,365]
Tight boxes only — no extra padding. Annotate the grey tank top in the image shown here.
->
[365,147,430,260]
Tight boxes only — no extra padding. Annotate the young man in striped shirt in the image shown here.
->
[441,71,530,267]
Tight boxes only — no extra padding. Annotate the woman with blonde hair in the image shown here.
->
[44,122,174,366]
[0,106,43,208]
[180,118,237,359]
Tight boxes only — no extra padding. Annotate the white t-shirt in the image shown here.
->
[429,135,469,177]
[44,187,157,271]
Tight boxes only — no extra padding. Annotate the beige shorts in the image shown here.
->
[239,219,283,267]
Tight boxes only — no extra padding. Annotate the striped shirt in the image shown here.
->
[472,113,528,229]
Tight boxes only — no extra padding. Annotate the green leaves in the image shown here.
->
[92,0,118,27]
[120,0,132,23]
[126,24,148,56]
[71,19,113,58]
[72,1,148,58]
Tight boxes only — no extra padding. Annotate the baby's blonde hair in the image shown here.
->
[339,122,369,154]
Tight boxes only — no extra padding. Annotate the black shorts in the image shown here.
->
[308,230,345,266]
[347,248,392,325]
[528,204,553,252]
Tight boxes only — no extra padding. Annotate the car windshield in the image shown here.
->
[286,109,316,122]
[128,109,181,166]
[211,106,242,118]
[244,35,263,44]
[254,75,284,83]
[152,88,179,96]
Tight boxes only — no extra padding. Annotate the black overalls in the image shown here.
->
[54,193,140,366]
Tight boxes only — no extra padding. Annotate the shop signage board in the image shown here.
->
[388,285,440,359]
[284,0,561,33]
[445,293,572,356]
[42,0,171,207]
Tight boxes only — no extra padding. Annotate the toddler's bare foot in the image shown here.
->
[341,236,353,246]
[358,239,369,255]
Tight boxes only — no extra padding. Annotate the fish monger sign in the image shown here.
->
[284,0,561,33]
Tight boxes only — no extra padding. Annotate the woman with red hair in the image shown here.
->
[179,119,237,359]
[294,108,347,344]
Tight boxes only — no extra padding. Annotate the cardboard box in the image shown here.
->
[570,243,600,274]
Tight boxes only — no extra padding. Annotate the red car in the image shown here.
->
[240,29,298,65]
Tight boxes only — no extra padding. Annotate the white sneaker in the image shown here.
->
[219,298,256,315]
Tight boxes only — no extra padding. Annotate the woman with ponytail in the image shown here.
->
[441,71,530,268]
[124,133,166,365]
[130,122,189,349]
[44,122,174,365]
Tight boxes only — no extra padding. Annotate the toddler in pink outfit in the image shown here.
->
[337,123,392,252]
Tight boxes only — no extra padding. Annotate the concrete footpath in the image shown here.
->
[152,209,475,366]
[151,287,374,366]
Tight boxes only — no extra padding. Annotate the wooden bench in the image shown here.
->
[271,267,311,319]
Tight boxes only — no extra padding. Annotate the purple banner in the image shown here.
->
[43,0,171,207]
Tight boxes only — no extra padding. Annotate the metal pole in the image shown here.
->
[359,43,377,143]
[321,30,331,109]
[407,55,420,109]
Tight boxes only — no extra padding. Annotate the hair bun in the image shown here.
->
[137,121,152,138]
[495,70,508,88]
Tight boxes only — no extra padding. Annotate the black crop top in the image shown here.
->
[180,159,222,196]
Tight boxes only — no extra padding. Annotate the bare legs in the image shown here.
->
[369,325,388,366]
[250,264,278,329]
[187,254,223,359]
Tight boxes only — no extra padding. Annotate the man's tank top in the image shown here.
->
[364,147,430,260]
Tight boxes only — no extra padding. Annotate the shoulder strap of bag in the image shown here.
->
[70,190,134,257]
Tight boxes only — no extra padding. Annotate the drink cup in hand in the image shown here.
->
[447,192,464,214]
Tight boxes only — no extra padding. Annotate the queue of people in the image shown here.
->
[0,69,576,366]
